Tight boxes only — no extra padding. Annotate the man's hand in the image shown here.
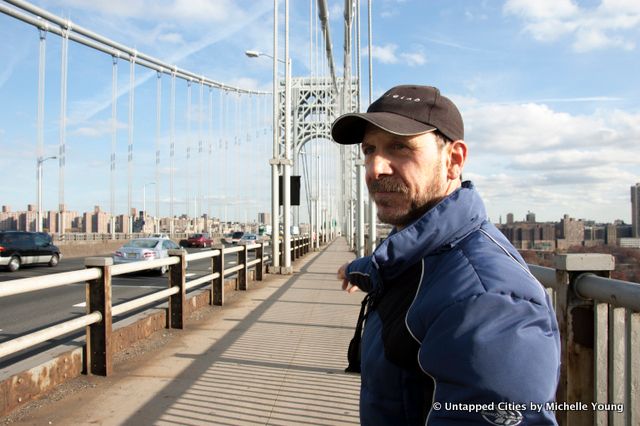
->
[338,262,360,293]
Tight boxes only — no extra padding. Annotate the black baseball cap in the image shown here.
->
[331,85,464,144]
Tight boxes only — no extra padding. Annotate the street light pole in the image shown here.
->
[36,156,57,232]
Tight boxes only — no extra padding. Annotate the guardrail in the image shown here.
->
[53,232,191,242]
[0,235,310,377]
[530,254,639,426]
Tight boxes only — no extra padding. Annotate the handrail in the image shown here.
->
[112,287,180,317]
[0,311,102,358]
[0,268,102,298]
[575,273,640,311]
[111,257,180,276]
[186,272,221,290]
[528,265,557,290]
[0,237,311,364]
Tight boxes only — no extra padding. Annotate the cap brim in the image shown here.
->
[331,112,436,145]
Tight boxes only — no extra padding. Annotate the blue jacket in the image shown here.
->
[346,182,561,425]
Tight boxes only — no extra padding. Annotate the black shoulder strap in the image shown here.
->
[345,290,379,374]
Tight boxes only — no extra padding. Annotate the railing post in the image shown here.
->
[256,242,264,281]
[239,244,248,290]
[167,249,186,329]
[292,236,297,260]
[84,257,113,376]
[279,239,284,268]
[212,244,225,305]
[554,253,614,426]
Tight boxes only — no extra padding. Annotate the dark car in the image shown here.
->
[182,233,214,248]
[0,231,62,272]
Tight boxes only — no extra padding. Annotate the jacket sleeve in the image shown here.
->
[345,255,382,293]
[420,292,561,425]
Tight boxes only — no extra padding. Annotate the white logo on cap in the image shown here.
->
[388,94,421,102]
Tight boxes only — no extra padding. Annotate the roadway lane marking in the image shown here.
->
[186,273,197,277]
[74,302,86,308]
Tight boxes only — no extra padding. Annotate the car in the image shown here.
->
[230,231,245,244]
[0,231,62,272]
[182,233,214,248]
[150,233,170,239]
[236,233,259,246]
[113,237,182,275]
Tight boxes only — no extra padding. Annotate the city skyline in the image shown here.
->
[0,1,639,223]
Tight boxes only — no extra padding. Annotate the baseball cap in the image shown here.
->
[331,85,464,144]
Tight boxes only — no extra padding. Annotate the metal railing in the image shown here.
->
[530,254,640,426]
[0,235,312,376]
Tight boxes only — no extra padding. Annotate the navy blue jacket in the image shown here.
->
[346,182,560,425]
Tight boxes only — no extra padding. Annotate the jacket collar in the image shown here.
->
[372,181,487,280]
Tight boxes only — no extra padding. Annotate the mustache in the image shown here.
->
[368,178,409,194]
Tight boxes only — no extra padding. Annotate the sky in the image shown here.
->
[0,0,639,224]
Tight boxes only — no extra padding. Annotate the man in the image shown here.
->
[332,85,560,425]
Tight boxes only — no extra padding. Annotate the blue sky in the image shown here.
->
[0,0,639,224]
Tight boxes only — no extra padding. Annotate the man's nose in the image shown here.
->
[366,153,393,179]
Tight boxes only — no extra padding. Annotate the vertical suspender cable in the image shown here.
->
[367,0,376,252]
[221,90,227,224]
[198,80,204,222]
[218,90,224,222]
[208,87,213,220]
[169,70,176,231]
[111,54,118,234]
[127,51,136,232]
[155,70,162,222]
[186,80,192,219]
[58,24,69,234]
[356,0,365,257]
[36,27,46,233]
[233,92,244,221]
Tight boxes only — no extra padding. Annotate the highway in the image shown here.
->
[0,245,265,369]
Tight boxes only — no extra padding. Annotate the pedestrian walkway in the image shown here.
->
[15,238,362,426]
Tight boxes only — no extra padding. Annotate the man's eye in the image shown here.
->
[362,146,374,155]
[392,143,407,150]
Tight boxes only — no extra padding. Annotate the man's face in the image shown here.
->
[362,126,449,228]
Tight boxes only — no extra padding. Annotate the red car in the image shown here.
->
[184,233,214,248]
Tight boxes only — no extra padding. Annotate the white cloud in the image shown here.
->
[462,101,640,154]
[371,43,399,64]
[369,44,427,66]
[400,51,426,66]
[504,0,640,52]
[459,96,640,221]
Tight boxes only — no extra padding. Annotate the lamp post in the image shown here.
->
[245,46,293,273]
[36,155,57,232]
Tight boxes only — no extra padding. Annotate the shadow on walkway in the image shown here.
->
[20,238,362,426]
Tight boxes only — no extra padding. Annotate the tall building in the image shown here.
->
[506,213,514,225]
[526,211,536,223]
[258,212,271,225]
[632,183,640,238]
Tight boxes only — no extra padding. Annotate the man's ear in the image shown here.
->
[446,140,467,180]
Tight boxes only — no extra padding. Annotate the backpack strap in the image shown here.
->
[345,289,380,374]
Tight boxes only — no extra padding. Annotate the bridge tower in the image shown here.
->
[277,76,359,249]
